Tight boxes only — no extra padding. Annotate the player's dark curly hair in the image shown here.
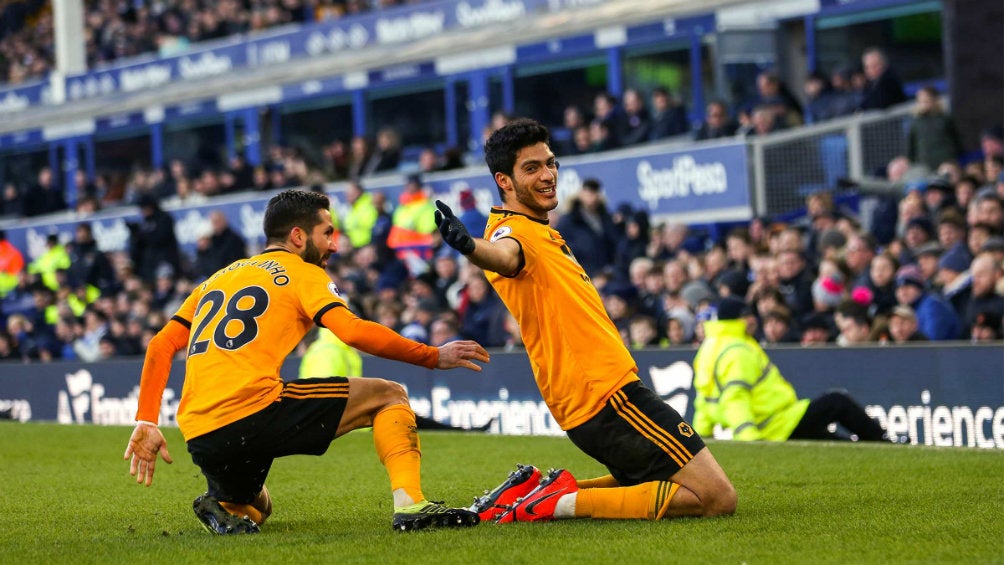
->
[263,189,330,244]
[484,118,551,201]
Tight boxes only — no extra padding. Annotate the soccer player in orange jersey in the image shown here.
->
[124,189,489,534]
[436,119,736,523]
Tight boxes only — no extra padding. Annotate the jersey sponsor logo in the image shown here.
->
[489,225,512,242]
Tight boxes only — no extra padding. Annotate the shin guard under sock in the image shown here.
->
[574,481,680,520]
[373,403,424,504]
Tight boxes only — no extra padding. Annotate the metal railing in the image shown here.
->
[746,102,915,219]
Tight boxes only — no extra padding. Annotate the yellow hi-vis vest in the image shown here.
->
[692,319,809,441]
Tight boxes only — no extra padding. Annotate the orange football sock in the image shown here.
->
[574,481,680,520]
[220,502,264,525]
[576,474,620,489]
[373,403,424,505]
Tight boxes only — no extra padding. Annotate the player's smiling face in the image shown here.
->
[500,142,559,220]
[302,209,336,267]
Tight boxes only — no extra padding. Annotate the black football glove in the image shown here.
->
[434,200,476,255]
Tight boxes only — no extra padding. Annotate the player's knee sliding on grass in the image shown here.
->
[464,326,737,523]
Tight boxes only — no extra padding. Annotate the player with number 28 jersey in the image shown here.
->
[173,250,352,440]
[125,190,488,535]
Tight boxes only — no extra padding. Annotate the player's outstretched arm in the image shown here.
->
[123,422,173,486]
[320,307,488,371]
[435,340,490,371]
[434,200,522,276]
[124,319,188,486]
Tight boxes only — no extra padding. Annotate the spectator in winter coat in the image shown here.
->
[962,253,1004,339]
[775,249,815,321]
[22,167,67,217]
[894,264,961,341]
[555,178,619,278]
[648,87,688,140]
[693,101,738,141]
[619,88,652,146]
[935,244,973,319]
[128,194,182,285]
[195,211,248,279]
[906,87,962,171]
[457,189,488,238]
[858,47,907,111]
[67,223,117,298]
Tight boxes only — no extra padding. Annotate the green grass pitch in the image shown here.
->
[1,422,1002,564]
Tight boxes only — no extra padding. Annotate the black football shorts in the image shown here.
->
[566,380,706,486]
[186,377,350,503]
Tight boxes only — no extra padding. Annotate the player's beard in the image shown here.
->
[302,239,328,267]
[511,176,558,218]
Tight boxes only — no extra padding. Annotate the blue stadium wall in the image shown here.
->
[1,345,1001,449]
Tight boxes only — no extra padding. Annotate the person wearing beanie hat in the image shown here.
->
[850,285,874,307]
[811,272,846,310]
[693,295,888,442]
[457,188,488,237]
[937,244,971,274]
[663,306,696,346]
[716,269,750,299]
[895,264,961,340]
[799,312,833,345]
[816,228,847,261]
[911,240,944,286]
[894,264,926,289]
[904,216,936,243]
[714,295,754,321]
[680,280,716,310]
[919,177,955,213]
[935,244,973,316]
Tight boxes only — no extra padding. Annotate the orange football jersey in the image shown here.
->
[172,249,344,440]
[483,207,638,430]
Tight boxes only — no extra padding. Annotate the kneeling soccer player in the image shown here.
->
[123,189,489,533]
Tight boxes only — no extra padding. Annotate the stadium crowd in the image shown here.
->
[1,109,1003,363]
[1,30,1003,364]
[0,0,433,85]
[0,48,917,219]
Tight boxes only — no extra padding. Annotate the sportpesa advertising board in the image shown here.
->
[1,346,1002,449]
